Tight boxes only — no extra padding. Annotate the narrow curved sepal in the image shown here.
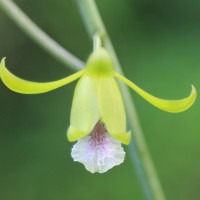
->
[98,77,131,144]
[0,58,84,94]
[115,72,197,113]
[67,75,100,141]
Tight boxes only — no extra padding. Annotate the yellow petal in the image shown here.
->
[67,75,100,141]
[115,72,197,113]
[0,58,84,94]
[98,77,131,144]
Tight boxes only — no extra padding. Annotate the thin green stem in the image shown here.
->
[93,33,102,50]
[0,0,84,71]
[75,1,166,200]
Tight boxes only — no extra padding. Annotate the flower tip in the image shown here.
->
[67,126,89,142]
[0,57,6,66]
[122,130,131,145]
[191,84,197,95]
[170,84,197,113]
[110,130,131,145]
[190,84,197,104]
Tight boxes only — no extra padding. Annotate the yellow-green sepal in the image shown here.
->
[67,75,100,141]
[98,77,131,144]
[0,58,84,94]
[115,72,197,113]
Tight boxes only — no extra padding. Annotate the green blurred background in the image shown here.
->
[0,0,200,199]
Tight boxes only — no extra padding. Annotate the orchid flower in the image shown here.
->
[0,46,196,173]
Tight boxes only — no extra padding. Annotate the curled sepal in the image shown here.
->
[67,75,100,141]
[115,72,197,113]
[0,58,84,94]
[98,77,131,144]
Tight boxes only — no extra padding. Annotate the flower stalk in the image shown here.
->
[0,0,84,70]
[93,33,102,50]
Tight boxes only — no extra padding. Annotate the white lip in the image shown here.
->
[71,122,125,173]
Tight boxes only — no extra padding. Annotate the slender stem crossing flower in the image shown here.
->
[0,42,196,173]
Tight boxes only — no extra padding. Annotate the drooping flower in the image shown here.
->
[0,46,196,173]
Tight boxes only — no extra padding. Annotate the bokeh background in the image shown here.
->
[0,0,200,200]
